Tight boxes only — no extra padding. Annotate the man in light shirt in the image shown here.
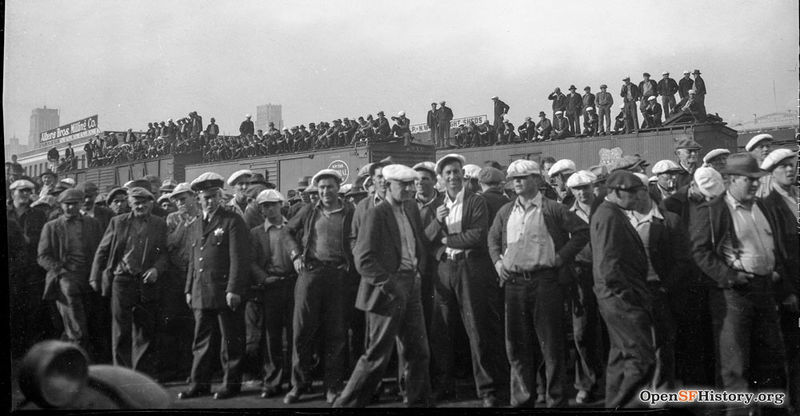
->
[488,159,589,408]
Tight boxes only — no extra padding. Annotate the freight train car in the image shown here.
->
[57,152,203,191]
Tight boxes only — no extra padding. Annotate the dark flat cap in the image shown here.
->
[478,167,505,184]
[674,137,702,150]
[606,170,646,191]
[128,187,155,200]
[106,187,128,205]
[76,182,99,196]
[722,152,768,179]
[57,189,85,204]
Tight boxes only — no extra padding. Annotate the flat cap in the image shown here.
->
[357,163,373,178]
[651,160,682,175]
[377,111,385,116]
[610,155,648,172]
[435,153,466,174]
[227,169,253,186]
[744,133,773,152]
[413,161,437,176]
[463,164,483,179]
[693,167,725,199]
[125,178,152,192]
[674,137,702,150]
[383,164,419,182]
[643,72,650,77]
[157,194,171,205]
[9,179,36,191]
[76,182,99,196]
[662,71,669,76]
[506,159,541,178]
[191,172,226,192]
[568,85,577,90]
[256,189,285,204]
[160,179,177,192]
[57,189,85,204]
[59,178,76,188]
[554,110,563,116]
[95,193,107,204]
[703,148,731,164]
[761,148,796,171]
[312,168,342,185]
[169,182,194,199]
[548,159,576,177]
[565,170,597,188]
[49,184,69,196]
[339,184,352,194]
[623,76,631,81]
[606,170,645,191]
[40,170,57,178]
[491,96,498,100]
[303,184,318,194]
[584,86,591,91]
[585,107,594,112]
[600,84,608,88]
[478,167,505,184]
[683,70,690,75]
[106,187,128,205]
[249,173,268,186]
[128,187,155,200]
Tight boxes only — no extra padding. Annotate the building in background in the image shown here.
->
[255,103,283,131]
[29,106,60,149]
[5,136,29,160]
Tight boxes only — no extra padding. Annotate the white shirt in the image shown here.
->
[503,193,557,272]
[444,187,465,257]
[627,203,663,282]
[722,192,775,276]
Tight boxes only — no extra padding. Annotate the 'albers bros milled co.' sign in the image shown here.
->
[40,115,100,145]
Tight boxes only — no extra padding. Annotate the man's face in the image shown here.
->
[109,195,128,214]
[593,182,606,198]
[129,197,153,217]
[415,170,435,196]
[259,201,283,219]
[172,193,196,213]
[440,162,464,194]
[570,184,594,204]
[431,104,437,110]
[727,175,759,203]
[309,192,320,204]
[542,163,554,181]
[634,187,651,212]
[61,202,80,218]
[709,155,728,172]
[657,172,677,191]
[82,194,96,211]
[300,191,310,203]
[13,188,33,206]
[751,143,771,162]
[772,158,797,187]
[317,178,340,206]
[234,178,250,199]
[683,73,691,79]
[199,189,222,214]
[677,149,698,166]
[643,75,650,81]
[372,167,386,196]
[42,175,54,186]
[160,201,175,213]
[387,180,415,203]
[511,175,539,196]
[553,173,567,191]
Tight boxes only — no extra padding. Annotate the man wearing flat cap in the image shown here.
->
[39,170,57,200]
[642,96,663,129]
[639,73,658,119]
[283,169,355,404]
[678,70,693,101]
[38,189,104,357]
[106,187,131,216]
[76,182,114,231]
[674,137,703,189]
[335,164,432,407]
[535,111,552,141]
[288,176,312,219]
[478,167,510,225]
[744,133,774,199]
[412,161,444,331]
[648,160,683,204]
[227,169,253,219]
[240,114,255,138]
[179,172,251,400]
[620,77,641,133]
[438,101,454,147]
[488,159,589,408]
[596,85,613,135]
[690,153,793,415]
[591,170,656,408]
[427,103,439,146]
[657,72,679,118]
[702,148,730,172]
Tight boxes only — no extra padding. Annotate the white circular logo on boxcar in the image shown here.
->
[328,160,349,183]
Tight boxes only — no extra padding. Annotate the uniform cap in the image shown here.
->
[106,187,128,205]
[463,164,483,179]
[49,184,69,196]
[75,182,99,196]
[57,189,85,204]
[548,159,577,177]
[256,189,285,204]
[478,167,505,184]
[169,182,194,199]
[412,161,437,176]
[722,152,767,178]
[744,133,774,152]
[693,167,725,198]
[128,187,154,200]
[435,153,467,174]
[383,164,419,182]
[674,137,702,150]
[227,169,253,186]
[760,148,797,171]
[605,170,645,191]
[190,172,226,192]
[311,168,343,185]
[565,170,597,188]
[702,148,731,164]
[651,159,682,175]
[506,159,541,178]
[10,179,36,191]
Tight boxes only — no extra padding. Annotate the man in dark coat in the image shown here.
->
[657,72,679,117]
[620,76,641,133]
[691,69,707,116]
[674,137,702,190]
[591,171,655,408]
[678,70,694,100]
[491,96,510,142]
[178,172,251,400]
[565,85,583,134]
[239,114,255,137]
[547,88,567,120]
[438,101,454,147]
[427,103,439,146]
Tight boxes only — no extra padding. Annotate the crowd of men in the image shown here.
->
[7,126,797,412]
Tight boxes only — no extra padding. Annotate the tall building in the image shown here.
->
[256,104,283,131]
[29,106,60,149]
[4,136,28,159]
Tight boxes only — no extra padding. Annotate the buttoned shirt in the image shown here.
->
[721,192,775,276]
[444,188,465,257]
[390,201,417,271]
[263,219,293,274]
[771,182,799,220]
[626,203,663,282]
[503,193,557,272]
[116,215,150,276]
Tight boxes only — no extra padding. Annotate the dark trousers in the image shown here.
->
[570,264,604,396]
[291,266,347,392]
[335,272,432,407]
[429,128,438,146]
[566,112,581,135]
[597,292,655,408]
[431,255,507,399]
[438,122,450,146]
[504,269,567,408]
[661,95,676,118]
[671,278,715,386]
[649,282,676,392]
[189,306,246,391]
[245,279,295,389]
[781,308,800,413]
[345,273,366,373]
[86,290,112,363]
[709,280,787,416]
[156,268,194,381]
[597,107,611,133]
[623,101,639,133]
[11,277,58,358]
[111,276,158,376]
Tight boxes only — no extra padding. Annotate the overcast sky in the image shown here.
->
[4,0,798,145]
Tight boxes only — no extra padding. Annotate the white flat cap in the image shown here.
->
[702,148,731,164]
[633,173,650,187]
[397,111,405,117]
[554,110,563,116]
[60,178,76,187]
[256,189,285,204]
[548,159,576,177]
[647,96,656,101]
[693,167,725,199]
[227,169,253,186]
[761,148,797,171]
[463,164,483,179]
[507,159,541,178]
[565,170,597,188]
[169,182,194,199]
[383,164,419,182]
[683,70,690,75]
[651,159,682,175]
[245,114,251,118]
[339,184,353,194]
[157,194,171,204]
[585,107,594,111]
[311,168,343,185]
[745,133,774,152]
[662,71,669,75]
[435,153,466,174]
[190,172,226,192]
[491,96,498,100]
[9,179,36,190]
[413,161,437,176]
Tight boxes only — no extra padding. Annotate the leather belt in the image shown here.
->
[508,267,556,282]
[442,251,485,262]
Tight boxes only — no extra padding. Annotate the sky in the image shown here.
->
[4,0,799,146]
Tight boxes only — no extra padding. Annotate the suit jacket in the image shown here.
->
[427,188,489,261]
[693,76,706,95]
[566,92,583,113]
[591,200,650,305]
[38,215,104,299]
[657,78,679,96]
[647,206,690,293]
[427,109,437,129]
[184,208,250,309]
[354,200,428,314]
[90,213,168,298]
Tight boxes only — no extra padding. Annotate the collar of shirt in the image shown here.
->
[315,199,344,215]
[445,187,465,209]
[264,217,288,232]
[724,191,752,211]
[373,193,384,206]
[570,199,591,216]
[514,192,542,212]
[627,202,663,225]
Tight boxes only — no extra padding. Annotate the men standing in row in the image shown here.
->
[492,96,510,143]
[565,85,583,135]
[179,173,250,400]
[620,77,641,133]
[596,85,614,135]
[427,103,439,146]
[657,72,679,118]
[438,101,454,147]
[488,159,589,407]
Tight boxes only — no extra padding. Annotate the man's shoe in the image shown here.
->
[576,390,591,404]
[326,389,339,404]
[283,386,306,404]
[482,395,498,408]
[260,386,283,399]
[177,387,210,400]
[213,388,239,400]
[536,393,546,404]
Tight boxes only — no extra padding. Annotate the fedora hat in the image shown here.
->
[722,153,767,179]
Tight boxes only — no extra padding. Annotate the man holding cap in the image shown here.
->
[488,159,589,407]
[690,153,792,415]
[674,137,703,189]
[335,164,432,407]
[249,189,296,399]
[649,160,683,204]
[38,189,104,356]
[227,169,253,218]
[591,170,656,408]
[657,72,679,118]
[179,172,251,400]
[90,187,167,378]
[620,76,641,133]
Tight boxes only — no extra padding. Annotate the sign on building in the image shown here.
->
[328,160,350,183]
[409,114,488,134]
[40,115,99,145]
